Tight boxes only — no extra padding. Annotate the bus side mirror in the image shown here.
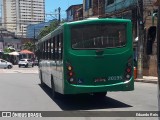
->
[146,26,156,55]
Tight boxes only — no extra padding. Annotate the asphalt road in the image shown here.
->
[0,65,38,73]
[0,69,158,120]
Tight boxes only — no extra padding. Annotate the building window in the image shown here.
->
[85,0,92,11]
[69,8,73,16]
[107,0,115,5]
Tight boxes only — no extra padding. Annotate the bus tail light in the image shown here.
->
[67,66,72,71]
[66,63,76,84]
[69,72,73,76]
[125,57,133,81]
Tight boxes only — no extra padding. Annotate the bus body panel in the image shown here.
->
[39,60,64,94]
[63,49,134,94]
[51,60,63,94]
[63,79,134,94]
[40,60,51,87]
[62,19,134,94]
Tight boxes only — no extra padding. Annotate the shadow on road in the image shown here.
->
[39,84,132,110]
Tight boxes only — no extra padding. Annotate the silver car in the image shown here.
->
[18,59,34,68]
[0,59,13,69]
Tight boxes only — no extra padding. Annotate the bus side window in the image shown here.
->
[39,43,43,59]
[47,39,51,60]
[49,39,53,60]
[44,41,46,59]
[43,42,45,59]
[46,40,49,59]
[57,35,60,60]
[55,36,58,61]
[49,39,52,60]
[53,37,56,60]
[45,41,48,60]
[60,33,63,60]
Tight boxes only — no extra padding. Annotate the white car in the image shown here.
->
[0,59,13,69]
[18,59,34,68]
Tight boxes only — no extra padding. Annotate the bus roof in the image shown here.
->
[65,18,131,25]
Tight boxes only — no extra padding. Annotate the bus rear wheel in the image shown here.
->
[51,79,59,99]
[93,92,107,98]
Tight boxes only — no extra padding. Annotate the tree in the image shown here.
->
[38,20,60,39]
[3,47,15,53]
[22,42,35,52]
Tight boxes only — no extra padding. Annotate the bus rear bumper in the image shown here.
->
[64,79,134,94]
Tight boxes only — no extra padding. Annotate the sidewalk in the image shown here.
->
[135,76,158,84]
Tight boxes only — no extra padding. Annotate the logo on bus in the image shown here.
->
[94,78,106,83]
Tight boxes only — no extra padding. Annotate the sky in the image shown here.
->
[45,0,83,21]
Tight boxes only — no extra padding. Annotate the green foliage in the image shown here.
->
[23,42,35,52]
[3,47,15,53]
[38,20,60,39]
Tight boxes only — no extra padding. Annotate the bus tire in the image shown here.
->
[51,78,59,99]
[40,71,45,86]
[93,92,107,98]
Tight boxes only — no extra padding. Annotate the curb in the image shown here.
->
[134,79,158,84]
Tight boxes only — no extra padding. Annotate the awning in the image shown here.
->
[20,50,34,54]
[9,51,19,56]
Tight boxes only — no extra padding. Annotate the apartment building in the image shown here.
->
[83,0,105,18]
[2,0,45,37]
[66,4,83,22]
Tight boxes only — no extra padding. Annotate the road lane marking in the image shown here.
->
[0,69,38,74]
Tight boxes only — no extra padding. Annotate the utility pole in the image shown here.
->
[98,0,99,17]
[58,7,61,23]
[137,0,144,79]
[33,28,36,53]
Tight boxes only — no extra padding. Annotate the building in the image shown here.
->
[66,1,105,21]
[105,0,158,76]
[66,4,83,22]
[1,0,45,37]
[83,0,105,18]
[0,28,21,52]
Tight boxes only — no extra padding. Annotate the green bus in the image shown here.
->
[37,18,134,98]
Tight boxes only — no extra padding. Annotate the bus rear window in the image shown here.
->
[71,23,126,49]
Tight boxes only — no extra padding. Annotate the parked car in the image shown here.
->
[34,60,39,66]
[0,59,13,69]
[18,59,34,68]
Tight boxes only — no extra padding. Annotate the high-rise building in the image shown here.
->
[1,0,45,37]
